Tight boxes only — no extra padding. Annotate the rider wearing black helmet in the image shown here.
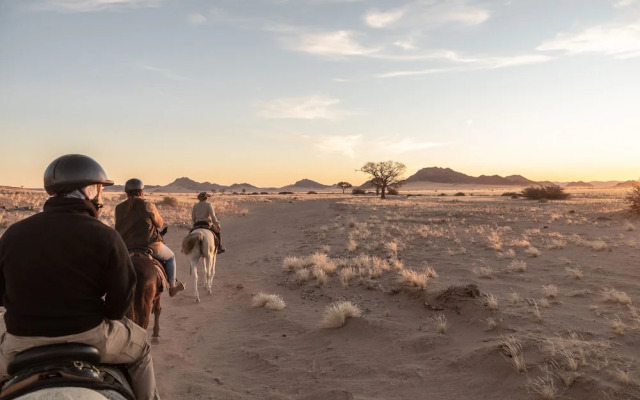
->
[115,178,185,296]
[0,154,160,400]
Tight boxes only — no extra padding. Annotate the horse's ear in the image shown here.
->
[160,227,168,236]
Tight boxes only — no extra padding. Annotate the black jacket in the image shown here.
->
[0,197,136,337]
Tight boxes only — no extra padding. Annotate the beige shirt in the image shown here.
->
[191,201,220,229]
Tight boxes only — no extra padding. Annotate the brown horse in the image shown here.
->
[127,250,167,344]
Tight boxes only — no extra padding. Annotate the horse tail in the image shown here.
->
[182,232,203,255]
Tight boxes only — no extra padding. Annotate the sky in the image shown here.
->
[1,0,640,188]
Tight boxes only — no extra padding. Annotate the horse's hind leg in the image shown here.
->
[206,253,216,294]
[192,259,201,303]
[151,296,161,344]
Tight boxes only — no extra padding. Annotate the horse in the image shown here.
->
[181,228,218,303]
[127,249,166,344]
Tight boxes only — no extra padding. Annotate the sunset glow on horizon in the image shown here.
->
[2,1,640,189]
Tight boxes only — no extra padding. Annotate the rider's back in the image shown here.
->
[0,197,135,337]
[115,197,158,249]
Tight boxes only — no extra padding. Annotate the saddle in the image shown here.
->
[0,343,135,400]
[128,248,168,292]
[189,221,214,233]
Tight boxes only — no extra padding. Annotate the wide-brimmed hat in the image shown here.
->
[197,192,210,200]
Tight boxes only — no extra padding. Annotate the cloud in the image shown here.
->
[258,95,350,120]
[139,65,189,81]
[614,0,639,8]
[372,138,445,154]
[32,0,163,12]
[312,135,363,158]
[187,13,207,25]
[375,53,552,78]
[364,9,405,28]
[537,20,640,58]
[284,30,381,57]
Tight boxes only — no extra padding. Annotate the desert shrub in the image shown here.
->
[387,187,399,195]
[260,192,269,195]
[521,185,569,200]
[278,191,294,195]
[307,191,317,195]
[438,193,447,196]
[352,188,367,195]
[625,185,640,215]
[161,196,179,208]
[454,192,465,196]
[502,192,520,198]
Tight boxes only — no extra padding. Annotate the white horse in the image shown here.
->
[181,228,218,303]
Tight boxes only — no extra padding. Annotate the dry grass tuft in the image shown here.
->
[472,266,494,279]
[251,292,286,310]
[542,284,558,299]
[283,256,304,271]
[486,317,499,330]
[399,269,429,289]
[525,246,541,257]
[295,268,311,282]
[508,290,521,305]
[602,288,632,305]
[528,374,557,399]
[565,266,583,279]
[338,267,357,287]
[485,293,499,310]
[500,336,526,372]
[321,301,362,328]
[506,259,527,273]
[615,368,632,385]
[432,314,448,334]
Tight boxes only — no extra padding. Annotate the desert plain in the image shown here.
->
[1,185,640,400]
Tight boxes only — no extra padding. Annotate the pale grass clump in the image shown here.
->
[384,241,399,258]
[239,208,249,216]
[508,290,521,305]
[314,268,328,286]
[548,239,567,249]
[485,293,499,310]
[508,238,531,248]
[602,288,632,305]
[525,246,541,257]
[338,267,357,287]
[310,252,337,275]
[624,221,636,231]
[486,317,499,329]
[424,266,438,278]
[347,238,358,252]
[319,244,331,254]
[538,298,550,308]
[295,268,311,282]
[531,300,542,321]
[565,266,583,279]
[487,231,503,251]
[320,301,362,328]
[500,336,526,372]
[615,368,632,385]
[432,314,448,334]
[506,259,527,273]
[497,249,516,260]
[251,292,286,310]
[283,256,305,271]
[390,259,404,270]
[472,266,494,279]
[542,284,558,299]
[608,315,626,336]
[587,239,608,251]
[527,374,557,400]
[399,269,429,289]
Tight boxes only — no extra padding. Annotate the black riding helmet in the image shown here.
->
[124,178,144,195]
[44,154,114,195]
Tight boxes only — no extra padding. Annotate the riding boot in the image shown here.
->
[168,280,185,297]
[215,231,226,254]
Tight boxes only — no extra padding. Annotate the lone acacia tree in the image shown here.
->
[358,161,406,199]
[336,181,352,194]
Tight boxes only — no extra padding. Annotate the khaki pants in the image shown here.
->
[0,318,160,400]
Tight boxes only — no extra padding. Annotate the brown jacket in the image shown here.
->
[115,196,163,250]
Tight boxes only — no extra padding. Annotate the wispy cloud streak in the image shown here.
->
[32,0,163,12]
[259,95,351,120]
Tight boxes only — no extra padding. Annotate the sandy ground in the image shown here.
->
[3,190,640,399]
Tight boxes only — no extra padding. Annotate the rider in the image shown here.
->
[0,154,160,400]
[191,192,225,254]
[115,179,185,297]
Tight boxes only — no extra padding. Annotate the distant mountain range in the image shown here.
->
[102,167,639,193]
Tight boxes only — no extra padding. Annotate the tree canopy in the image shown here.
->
[336,181,353,194]
[359,161,406,199]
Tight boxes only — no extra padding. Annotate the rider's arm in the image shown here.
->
[208,203,220,230]
[103,234,136,320]
[146,202,164,228]
[191,205,197,224]
[0,236,6,306]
